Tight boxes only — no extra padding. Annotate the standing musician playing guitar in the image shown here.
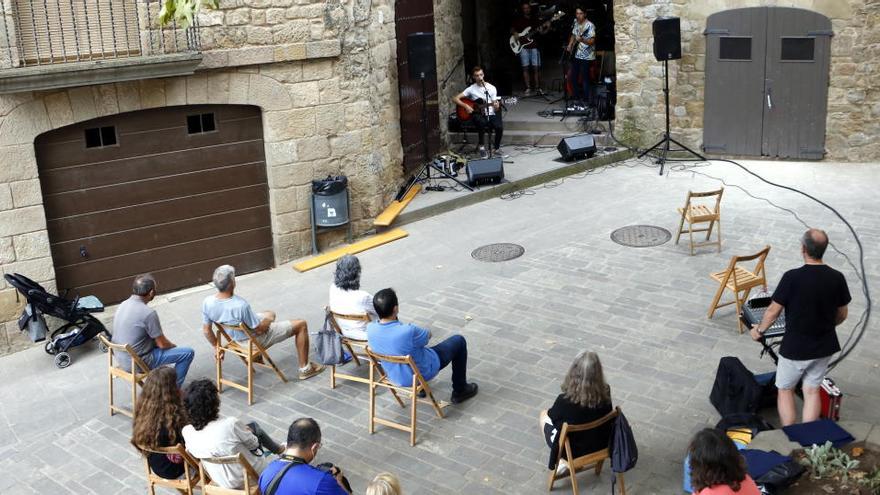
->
[452,66,505,158]
[566,7,596,107]
[510,2,545,96]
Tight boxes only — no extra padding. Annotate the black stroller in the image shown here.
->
[4,273,111,368]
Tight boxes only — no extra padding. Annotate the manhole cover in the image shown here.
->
[471,243,525,262]
[610,225,672,248]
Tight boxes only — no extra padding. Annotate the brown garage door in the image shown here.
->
[35,105,274,305]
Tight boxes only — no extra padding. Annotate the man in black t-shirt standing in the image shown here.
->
[750,229,851,426]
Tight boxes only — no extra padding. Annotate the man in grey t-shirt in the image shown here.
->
[112,274,194,387]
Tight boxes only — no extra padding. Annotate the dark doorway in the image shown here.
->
[459,1,616,108]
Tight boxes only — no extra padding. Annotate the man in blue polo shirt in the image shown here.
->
[367,288,478,404]
[258,418,351,495]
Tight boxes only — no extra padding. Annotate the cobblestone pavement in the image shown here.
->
[1,158,877,494]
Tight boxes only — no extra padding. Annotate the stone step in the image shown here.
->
[449,130,616,148]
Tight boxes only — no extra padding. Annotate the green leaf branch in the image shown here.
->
[158,0,219,29]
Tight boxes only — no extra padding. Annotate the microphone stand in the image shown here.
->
[483,88,495,159]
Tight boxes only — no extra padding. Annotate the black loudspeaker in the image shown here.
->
[557,134,597,161]
[407,32,436,79]
[652,17,681,61]
[466,157,504,186]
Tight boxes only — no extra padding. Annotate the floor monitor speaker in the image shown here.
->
[653,17,681,61]
[407,32,437,79]
[466,157,504,186]
[557,134,597,161]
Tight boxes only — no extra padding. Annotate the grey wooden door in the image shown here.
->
[762,8,832,159]
[703,7,831,159]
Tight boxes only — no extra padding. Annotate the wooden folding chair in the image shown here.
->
[708,246,771,333]
[197,453,260,495]
[365,346,447,446]
[326,307,372,388]
[675,188,724,255]
[547,407,626,495]
[99,334,150,419]
[138,443,202,495]
[214,322,288,405]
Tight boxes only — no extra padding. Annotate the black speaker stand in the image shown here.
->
[638,59,704,175]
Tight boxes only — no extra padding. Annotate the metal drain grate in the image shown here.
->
[471,243,525,262]
[610,225,672,248]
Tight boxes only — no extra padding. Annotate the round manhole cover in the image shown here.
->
[471,243,525,262]
[610,225,672,248]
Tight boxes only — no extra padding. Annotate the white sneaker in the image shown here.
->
[523,87,534,96]
[494,147,510,159]
[555,459,569,475]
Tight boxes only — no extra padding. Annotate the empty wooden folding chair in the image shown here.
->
[708,246,771,333]
[547,407,626,495]
[365,346,447,446]
[326,307,372,389]
[138,443,202,495]
[675,188,724,255]
[214,322,288,405]
[197,453,260,495]
[99,334,150,419]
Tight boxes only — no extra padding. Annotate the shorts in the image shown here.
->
[776,355,831,389]
[519,47,541,68]
[231,313,293,348]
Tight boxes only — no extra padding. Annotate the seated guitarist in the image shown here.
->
[452,66,504,158]
[511,2,543,96]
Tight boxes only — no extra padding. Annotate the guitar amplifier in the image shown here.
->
[820,377,842,421]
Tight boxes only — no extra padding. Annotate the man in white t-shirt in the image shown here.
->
[566,7,596,106]
[452,66,505,158]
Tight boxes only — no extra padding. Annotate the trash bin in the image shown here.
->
[310,175,352,254]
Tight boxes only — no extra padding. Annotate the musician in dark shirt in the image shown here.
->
[750,229,851,426]
[510,2,544,95]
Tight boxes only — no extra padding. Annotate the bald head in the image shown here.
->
[801,228,828,260]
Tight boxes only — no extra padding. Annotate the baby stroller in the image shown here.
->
[4,273,110,369]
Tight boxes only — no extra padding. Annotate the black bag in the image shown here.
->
[755,459,805,490]
[610,410,638,495]
[710,357,767,416]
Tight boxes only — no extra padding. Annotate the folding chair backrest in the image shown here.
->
[138,443,201,493]
[365,348,425,386]
[198,453,260,495]
[684,188,724,213]
[558,407,619,454]
[100,334,150,374]
[326,308,370,338]
[725,246,771,288]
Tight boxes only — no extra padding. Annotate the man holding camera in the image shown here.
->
[258,418,352,495]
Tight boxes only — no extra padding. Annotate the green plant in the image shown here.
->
[800,441,861,482]
[158,0,219,29]
[859,467,880,492]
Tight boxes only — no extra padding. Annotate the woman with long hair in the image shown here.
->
[539,351,613,473]
[688,429,760,495]
[131,367,189,479]
[182,379,283,489]
[328,255,378,341]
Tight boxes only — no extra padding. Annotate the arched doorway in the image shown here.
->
[34,104,274,304]
[703,7,832,159]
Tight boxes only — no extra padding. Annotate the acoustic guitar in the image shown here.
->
[456,96,518,121]
[509,11,566,54]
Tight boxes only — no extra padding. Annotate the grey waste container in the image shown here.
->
[310,175,352,254]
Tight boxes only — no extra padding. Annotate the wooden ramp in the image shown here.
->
[374,184,421,227]
[293,228,408,272]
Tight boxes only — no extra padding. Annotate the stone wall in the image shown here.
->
[434,0,464,141]
[614,0,879,161]
[0,0,405,354]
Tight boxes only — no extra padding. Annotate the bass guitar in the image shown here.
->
[509,11,566,54]
[456,96,518,121]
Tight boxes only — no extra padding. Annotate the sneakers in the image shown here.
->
[523,87,534,96]
[555,459,569,476]
[298,362,326,380]
[536,87,545,96]
[450,382,479,404]
[494,147,510,159]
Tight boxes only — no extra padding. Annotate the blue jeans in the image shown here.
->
[431,335,468,394]
[150,346,195,388]
[569,58,592,103]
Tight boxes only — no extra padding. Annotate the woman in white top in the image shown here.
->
[328,255,378,341]
[182,379,282,488]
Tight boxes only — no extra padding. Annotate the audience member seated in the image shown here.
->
[112,274,194,388]
[328,255,378,341]
[258,417,352,495]
[366,472,402,495]
[539,350,613,474]
[367,288,478,404]
[688,428,761,495]
[130,367,190,479]
[200,264,324,380]
[182,379,284,489]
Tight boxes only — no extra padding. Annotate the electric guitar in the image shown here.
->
[509,11,566,54]
[456,96,518,121]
